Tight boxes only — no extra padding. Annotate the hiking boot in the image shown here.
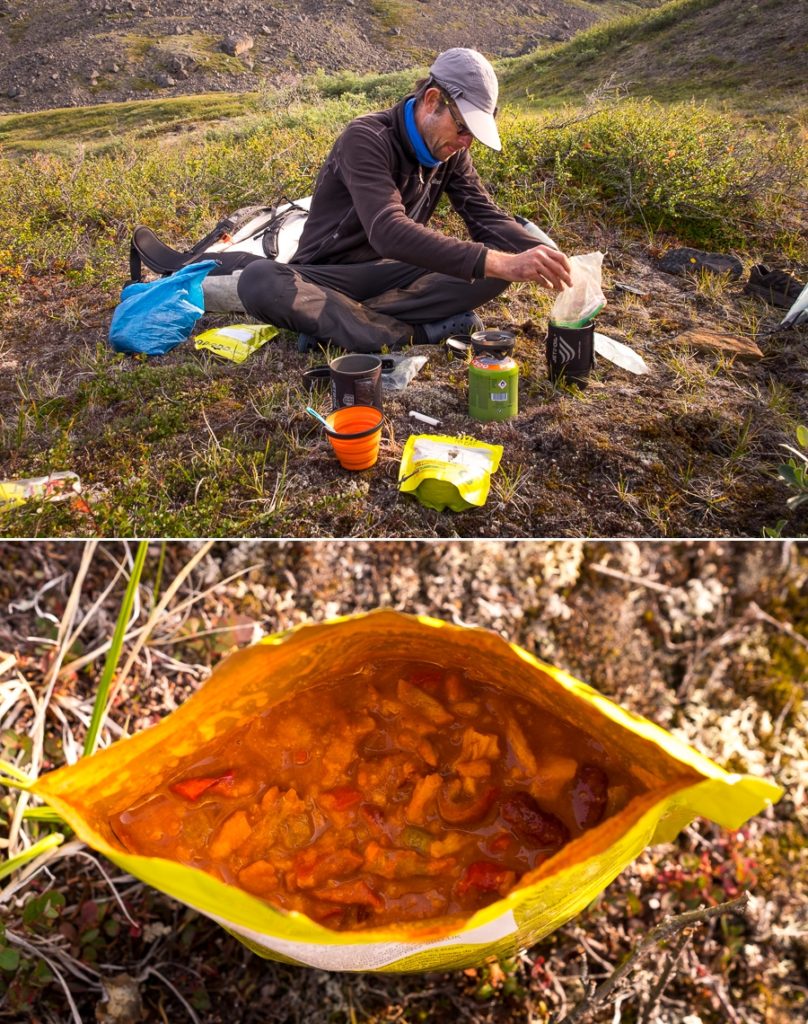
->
[419,311,484,346]
[297,333,330,353]
[657,247,743,280]
[743,264,805,309]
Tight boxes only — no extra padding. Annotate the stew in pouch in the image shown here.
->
[32,611,782,973]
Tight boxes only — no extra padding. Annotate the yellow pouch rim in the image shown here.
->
[30,610,784,963]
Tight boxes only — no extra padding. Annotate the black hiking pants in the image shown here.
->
[236,258,510,353]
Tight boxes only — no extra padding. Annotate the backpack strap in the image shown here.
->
[186,215,238,259]
[261,201,309,259]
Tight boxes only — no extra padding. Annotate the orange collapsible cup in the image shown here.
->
[325,405,384,470]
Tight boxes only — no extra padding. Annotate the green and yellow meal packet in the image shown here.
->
[398,435,503,511]
[32,611,781,973]
[194,323,278,363]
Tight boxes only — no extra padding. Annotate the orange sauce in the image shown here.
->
[109,660,644,930]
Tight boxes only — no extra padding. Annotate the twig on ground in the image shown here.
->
[557,891,751,1024]
[638,927,693,1024]
[677,620,751,698]
[589,562,673,594]
[746,600,808,652]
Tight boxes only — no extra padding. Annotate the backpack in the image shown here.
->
[128,197,312,311]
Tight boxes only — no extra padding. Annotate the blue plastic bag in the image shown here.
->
[109,260,218,356]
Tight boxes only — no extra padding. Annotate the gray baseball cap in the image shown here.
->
[429,48,501,151]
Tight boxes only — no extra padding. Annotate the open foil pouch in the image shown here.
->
[32,611,782,973]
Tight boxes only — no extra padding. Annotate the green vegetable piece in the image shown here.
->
[400,826,432,855]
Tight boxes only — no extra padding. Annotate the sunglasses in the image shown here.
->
[439,93,474,139]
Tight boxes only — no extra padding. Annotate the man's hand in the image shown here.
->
[485,245,573,291]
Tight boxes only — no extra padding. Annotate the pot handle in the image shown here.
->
[445,337,471,359]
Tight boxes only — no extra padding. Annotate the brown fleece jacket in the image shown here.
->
[291,97,540,281]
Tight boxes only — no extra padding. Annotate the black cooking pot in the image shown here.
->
[446,329,516,358]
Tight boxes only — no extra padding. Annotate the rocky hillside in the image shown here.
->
[0,0,663,113]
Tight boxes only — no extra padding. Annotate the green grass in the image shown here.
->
[501,0,808,116]
[0,93,260,156]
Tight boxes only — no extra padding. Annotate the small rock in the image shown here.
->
[154,73,175,87]
[221,34,254,57]
[7,85,21,98]
[107,63,119,73]
[260,24,272,35]
[674,327,764,361]
[96,973,143,1024]
[389,27,401,36]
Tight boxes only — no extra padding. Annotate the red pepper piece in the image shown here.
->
[409,666,444,694]
[322,786,363,811]
[457,860,516,897]
[170,770,234,802]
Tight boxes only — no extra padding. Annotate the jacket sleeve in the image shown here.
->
[446,150,543,255]
[338,120,486,281]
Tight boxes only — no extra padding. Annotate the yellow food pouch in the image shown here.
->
[32,611,781,973]
[194,323,278,363]
[398,434,503,511]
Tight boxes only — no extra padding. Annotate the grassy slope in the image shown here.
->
[0,93,259,156]
[0,0,804,157]
[501,0,808,114]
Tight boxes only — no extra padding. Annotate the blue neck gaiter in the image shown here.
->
[404,97,440,168]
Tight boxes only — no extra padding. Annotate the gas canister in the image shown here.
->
[466,330,519,422]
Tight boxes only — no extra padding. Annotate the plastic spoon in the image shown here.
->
[305,406,331,430]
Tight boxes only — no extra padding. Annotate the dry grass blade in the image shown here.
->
[98,541,215,727]
[4,930,92,1024]
[55,549,259,678]
[30,541,98,775]
[7,543,97,861]
[139,966,202,1024]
